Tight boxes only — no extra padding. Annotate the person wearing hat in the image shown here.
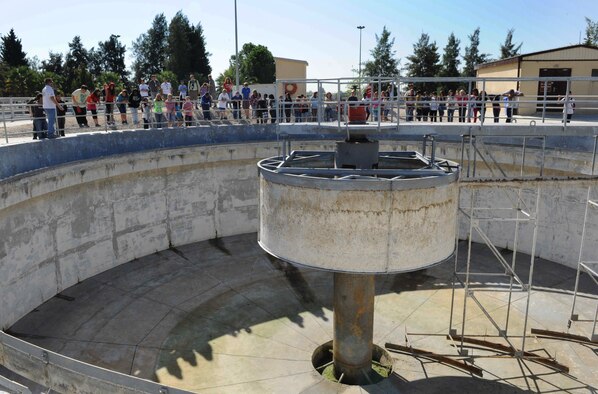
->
[71,84,90,127]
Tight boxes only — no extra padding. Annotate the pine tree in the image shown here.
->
[363,26,399,78]
[167,11,193,81]
[462,28,489,77]
[500,29,522,59]
[188,22,211,81]
[584,17,598,46]
[405,33,440,91]
[132,13,168,79]
[438,33,461,92]
[98,35,128,81]
[64,36,91,92]
[1,28,28,67]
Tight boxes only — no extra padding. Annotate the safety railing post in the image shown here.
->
[2,105,8,143]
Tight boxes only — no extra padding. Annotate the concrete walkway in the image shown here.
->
[7,234,598,393]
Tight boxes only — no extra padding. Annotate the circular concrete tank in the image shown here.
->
[258,152,460,274]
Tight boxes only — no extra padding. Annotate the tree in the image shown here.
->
[41,52,64,75]
[220,43,275,85]
[362,26,400,78]
[404,33,440,91]
[462,28,490,77]
[584,17,598,46]
[132,13,168,79]
[64,36,92,92]
[98,35,128,81]
[166,11,193,81]
[499,29,522,59]
[188,22,211,81]
[1,28,28,67]
[438,33,461,92]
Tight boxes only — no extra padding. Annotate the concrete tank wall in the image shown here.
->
[1,137,597,329]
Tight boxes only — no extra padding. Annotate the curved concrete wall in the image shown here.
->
[1,134,597,330]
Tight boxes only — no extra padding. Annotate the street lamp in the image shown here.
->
[234,0,240,92]
[357,26,365,90]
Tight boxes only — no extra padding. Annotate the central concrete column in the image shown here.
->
[333,272,375,384]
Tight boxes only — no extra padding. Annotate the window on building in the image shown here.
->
[592,69,598,77]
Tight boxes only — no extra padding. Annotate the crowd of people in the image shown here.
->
[25,77,577,139]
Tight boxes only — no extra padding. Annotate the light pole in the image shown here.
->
[234,0,240,92]
[357,26,365,89]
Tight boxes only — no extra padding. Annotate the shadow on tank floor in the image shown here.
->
[7,233,598,393]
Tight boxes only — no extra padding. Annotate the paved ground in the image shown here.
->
[6,233,598,393]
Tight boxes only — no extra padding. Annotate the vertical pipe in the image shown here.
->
[520,186,541,352]
[591,135,598,176]
[570,186,592,321]
[333,272,375,385]
[337,79,342,129]
[234,0,240,92]
[541,77,548,123]
[460,188,476,352]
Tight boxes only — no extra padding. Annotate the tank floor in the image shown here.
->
[9,233,598,393]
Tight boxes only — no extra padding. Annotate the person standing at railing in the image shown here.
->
[469,89,479,123]
[55,91,68,136]
[128,88,142,126]
[492,94,501,123]
[160,79,172,97]
[478,91,488,123]
[404,87,415,122]
[437,91,446,122]
[141,97,151,129]
[268,94,277,124]
[139,78,149,98]
[41,78,63,139]
[27,93,47,139]
[71,85,90,128]
[324,92,334,121]
[116,89,129,125]
[429,92,438,122]
[148,75,160,99]
[86,89,102,127]
[200,90,212,120]
[188,74,199,108]
[177,80,187,101]
[182,96,194,126]
[153,93,165,128]
[310,92,319,122]
[165,94,176,127]
[559,91,575,123]
[456,89,467,123]
[208,75,217,108]
[241,82,251,120]
[231,91,242,120]
[104,82,116,126]
[502,89,523,123]
[283,92,292,123]
[446,90,456,122]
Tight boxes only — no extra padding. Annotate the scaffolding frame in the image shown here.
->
[569,136,598,341]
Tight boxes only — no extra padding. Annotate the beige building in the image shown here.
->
[476,44,598,115]
[274,57,308,97]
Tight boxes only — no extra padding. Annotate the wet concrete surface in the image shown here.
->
[7,233,598,393]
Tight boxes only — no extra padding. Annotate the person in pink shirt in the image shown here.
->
[182,96,194,127]
[165,94,177,127]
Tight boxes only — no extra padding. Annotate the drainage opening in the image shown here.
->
[312,340,393,385]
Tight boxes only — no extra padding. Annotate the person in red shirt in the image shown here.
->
[86,89,102,127]
[104,82,116,125]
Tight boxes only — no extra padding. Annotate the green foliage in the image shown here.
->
[188,22,211,81]
[584,17,598,46]
[98,35,128,81]
[221,43,275,85]
[439,33,461,92]
[132,13,168,79]
[95,71,123,91]
[462,27,490,77]
[1,29,28,67]
[363,26,399,78]
[157,70,178,86]
[41,52,64,75]
[166,11,192,80]
[405,33,440,91]
[2,66,39,96]
[64,36,90,93]
[499,29,522,59]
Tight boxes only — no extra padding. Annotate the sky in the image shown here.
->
[2,0,598,81]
